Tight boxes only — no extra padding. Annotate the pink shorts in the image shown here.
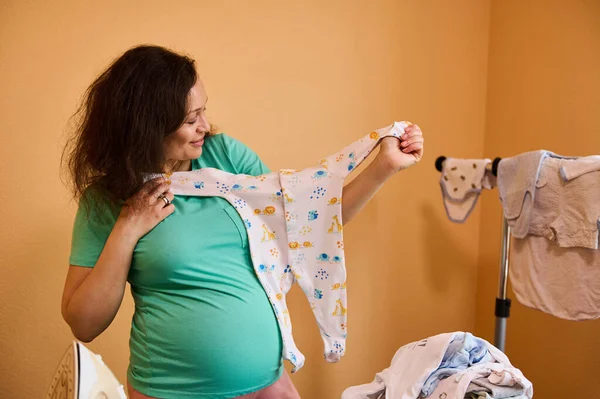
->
[127,370,300,399]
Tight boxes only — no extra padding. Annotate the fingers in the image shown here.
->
[401,124,422,140]
[402,142,424,154]
[143,177,176,219]
[401,123,424,155]
[161,202,176,218]
[400,135,424,150]
[153,188,174,207]
[400,135,424,145]
[148,180,171,204]
[158,191,175,220]
[155,189,174,207]
[141,177,165,194]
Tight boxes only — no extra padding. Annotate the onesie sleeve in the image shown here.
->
[221,134,271,176]
[69,189,120,267]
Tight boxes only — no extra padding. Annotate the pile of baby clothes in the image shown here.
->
[342,332,532,399]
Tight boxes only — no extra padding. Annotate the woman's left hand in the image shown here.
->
[374,123,425,177]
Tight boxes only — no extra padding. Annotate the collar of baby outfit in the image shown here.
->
[560,155,600,180]
[149,121,412,372]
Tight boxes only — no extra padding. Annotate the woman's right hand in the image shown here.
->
[117,177,175,240]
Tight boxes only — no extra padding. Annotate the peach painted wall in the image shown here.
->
[0,1,491,397]
[475,1,600,398]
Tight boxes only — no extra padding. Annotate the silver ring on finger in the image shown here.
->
[158,194,171,206]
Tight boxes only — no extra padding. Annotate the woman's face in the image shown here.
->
[164,79,210,170]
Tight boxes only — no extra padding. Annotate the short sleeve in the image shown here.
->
[221,134,271,176]
[69,191,119,267]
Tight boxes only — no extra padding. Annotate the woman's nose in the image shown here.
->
[198,115,210,132]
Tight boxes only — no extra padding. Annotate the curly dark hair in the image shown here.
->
[62,44,205,207]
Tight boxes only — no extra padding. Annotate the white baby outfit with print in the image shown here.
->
[156,121,412,372]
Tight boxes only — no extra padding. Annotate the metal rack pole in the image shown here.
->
[494,217,512,352]
[435,155,510,351]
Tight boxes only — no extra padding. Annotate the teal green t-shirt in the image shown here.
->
[69,134,284,398]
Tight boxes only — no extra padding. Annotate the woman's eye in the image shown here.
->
[187,119,197,125]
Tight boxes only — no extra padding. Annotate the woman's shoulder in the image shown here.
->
[197,132,267,175]
[76,184,121,224]
[197,132,230,168]
[198,132,269,175]
[204,132,246,154]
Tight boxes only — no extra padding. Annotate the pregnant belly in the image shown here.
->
[128,287,283,396]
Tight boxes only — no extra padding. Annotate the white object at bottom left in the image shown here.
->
[46,341,127,399]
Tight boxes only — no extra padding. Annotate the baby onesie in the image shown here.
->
[154,121,412,372]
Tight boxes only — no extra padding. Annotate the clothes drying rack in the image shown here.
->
[434,156,512,353]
